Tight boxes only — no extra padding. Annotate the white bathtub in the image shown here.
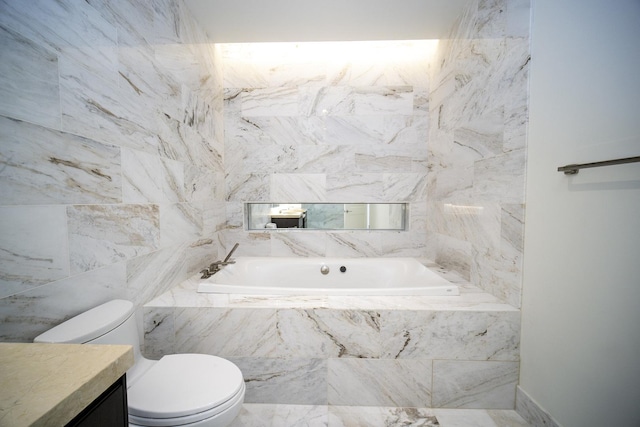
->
[196,257,459,296]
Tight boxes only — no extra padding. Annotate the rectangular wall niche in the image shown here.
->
[246,203,407,230]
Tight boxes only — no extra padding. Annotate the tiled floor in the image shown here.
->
[230,404,531,426]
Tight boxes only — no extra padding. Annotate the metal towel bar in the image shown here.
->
[557,156,640,175]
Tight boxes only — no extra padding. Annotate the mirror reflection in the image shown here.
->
[246,203,407,230]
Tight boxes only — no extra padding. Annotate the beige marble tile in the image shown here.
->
[0,343,132,427]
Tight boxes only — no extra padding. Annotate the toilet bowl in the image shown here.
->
[34,300,244,427]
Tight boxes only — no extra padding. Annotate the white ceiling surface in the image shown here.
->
[183,0,470,43]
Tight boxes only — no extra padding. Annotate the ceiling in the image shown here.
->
[183,0,470,43]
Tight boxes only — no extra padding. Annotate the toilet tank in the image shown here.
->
[34,300,141,359]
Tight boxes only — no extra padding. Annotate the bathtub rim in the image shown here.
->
[196,256,460,297]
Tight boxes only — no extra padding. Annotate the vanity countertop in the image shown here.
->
[270,209,306,219]
[0,342,133,427]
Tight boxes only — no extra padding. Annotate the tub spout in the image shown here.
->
[223,243,240,263]
[200,243,240,279]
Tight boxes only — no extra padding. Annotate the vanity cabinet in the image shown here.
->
[66,375,128,427]
[271,214,306,228]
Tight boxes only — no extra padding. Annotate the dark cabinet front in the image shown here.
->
[271,215,306,228]
[66,375,128,427]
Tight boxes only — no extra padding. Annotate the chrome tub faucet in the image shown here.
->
[200,243,240,279]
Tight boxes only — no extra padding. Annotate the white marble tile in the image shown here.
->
[325,173,384,202]
[119,43,180,104]
[122,148,185,204]
[380,310,520,361]
[276,309,382,359]
[174,307,277,357]
[299,86,354,116]
[59,55,159,155]
[327,359,432,406]
[87,0,154,48]
[324,116,418,146]
[515,386,559,427]
[174,120,223,172]
[353,86,414,115]
[383,173,428,201]
[230,357,327,405]
[354,149,414,174]
[67,204,160,274]
[231,404,328,427]
[186,238,218,277]
[426,0,530,308]
[270,233,327,258]
[184,165,220,204]
[126,245,188,308]
[0,0,118,86]
[226,174,270,202]
[242,87,299,117]
[150,0,181,44]
[0,262,127,342]
[159,202,203,247]
[434,409,501,427]
[227,116,326,147]
[432,360,519,409]
[0,206,69,298]
[487,409,531,427]
[473,148,526,204]
[0,24,60,129]
[328,406,439,427]
[379,231,430,258]
[297,145,356,174]
[271,174,326,201]
[242,144,298,174]
[143,307,175,359]
[0,116,122,205]
[324,232,382,258]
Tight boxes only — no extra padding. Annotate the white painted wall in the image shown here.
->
[521,1,640,426]
[184,0,468,42]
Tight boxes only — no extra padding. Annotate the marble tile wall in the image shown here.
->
[426,0,531,307]
[0,0,225,342]
[218,0,531,308]
[220,41,434,258]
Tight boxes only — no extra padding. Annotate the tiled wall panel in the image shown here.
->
[427,0,530,307]
[221,41,432,259]
[0,0,224,341]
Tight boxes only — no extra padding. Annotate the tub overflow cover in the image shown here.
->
[320,265,329,275]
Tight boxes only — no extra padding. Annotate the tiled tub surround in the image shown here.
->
[144,262,520,410]
[218,0,531,311]
[220,40,435,260]
[426,0,531,308]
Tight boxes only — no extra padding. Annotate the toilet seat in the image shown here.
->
[128,354,245,426]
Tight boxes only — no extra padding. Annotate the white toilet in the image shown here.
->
[34,300,245,427]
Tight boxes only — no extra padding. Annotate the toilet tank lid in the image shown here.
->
[34,300,134,344]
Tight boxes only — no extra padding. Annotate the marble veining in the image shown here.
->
[67,204,160,274]
[0,0,223,343]
[221,403,530,426]
[328,359,432,406]
[0,24,60,129]
[432,360,519,408]
[0,116,122,205]
[144,263,519,408]
[427,0,530,308]
[0,206,69,299]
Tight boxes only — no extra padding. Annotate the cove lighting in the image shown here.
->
[220,40,439,64]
